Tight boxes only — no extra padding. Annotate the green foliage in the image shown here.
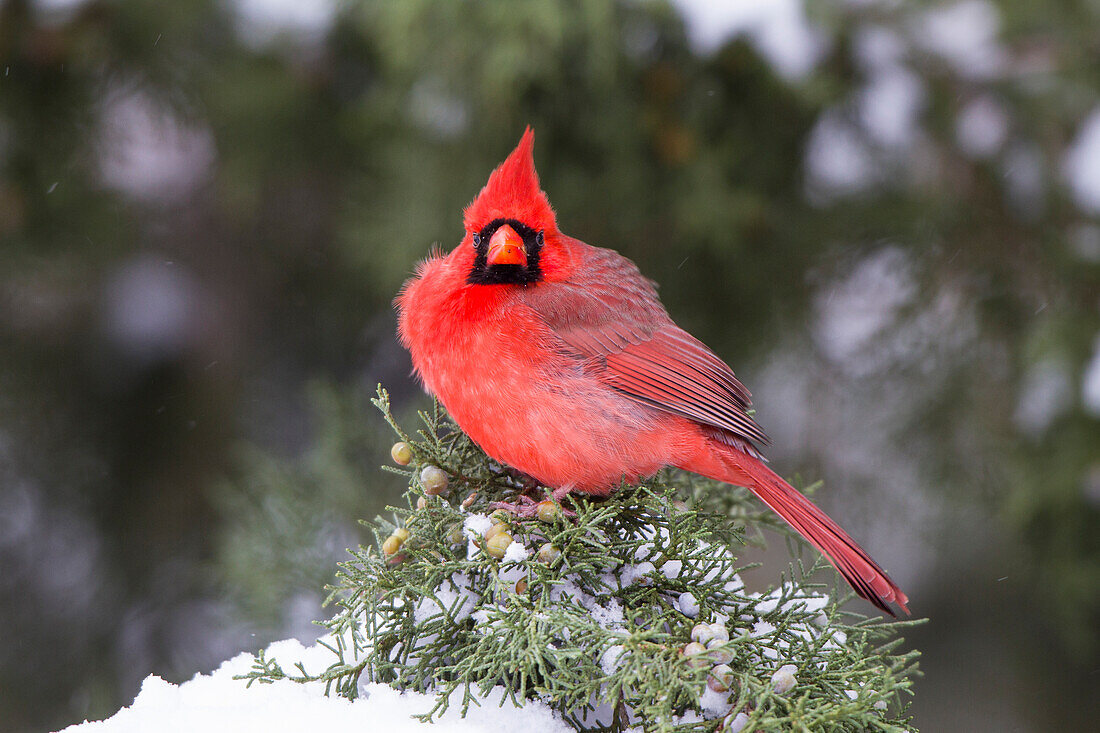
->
[213,383,408,630]
[240,387,921,731]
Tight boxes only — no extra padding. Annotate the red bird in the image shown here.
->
[396,129,909,616]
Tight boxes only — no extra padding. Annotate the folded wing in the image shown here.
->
[523,245,769,449]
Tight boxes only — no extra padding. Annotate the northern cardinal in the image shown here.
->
[396,129,909,616]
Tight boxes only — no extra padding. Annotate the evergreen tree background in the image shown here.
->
[1,1,1098,731]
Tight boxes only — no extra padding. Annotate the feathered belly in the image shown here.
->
[454,385,674,492]
[413,319,676,492]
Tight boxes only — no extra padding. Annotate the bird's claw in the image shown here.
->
[489,497,541,517]
[490,497,578,520]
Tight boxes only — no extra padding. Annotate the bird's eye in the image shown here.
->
[472,233,482,247]
[536,231,544,246]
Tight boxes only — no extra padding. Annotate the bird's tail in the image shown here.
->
[681,446,909,616]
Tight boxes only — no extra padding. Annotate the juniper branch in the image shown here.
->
[238,384,922,732]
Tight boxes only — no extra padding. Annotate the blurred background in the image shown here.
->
[1,0,1099,730]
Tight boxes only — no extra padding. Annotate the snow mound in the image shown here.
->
[59,638,569,733]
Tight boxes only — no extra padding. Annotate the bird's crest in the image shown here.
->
[464,127,558,236]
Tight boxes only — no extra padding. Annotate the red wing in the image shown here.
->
[559,322,769,447]
[523,245,769,448]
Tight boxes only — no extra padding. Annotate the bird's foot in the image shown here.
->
[489,495,540,517]
[490,487,577,519]
[550,485,574,503]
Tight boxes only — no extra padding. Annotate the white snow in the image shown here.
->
[699,686,733,718]
[672,0,825,78]
[60,638,570,733]
[740,584,846,666]
[589,597,625,628]
[502,540,530,564]
[599,645,625,675]
[463,513,495,559]
[462,513,493,539]
[752,620,775,639]
[618,560,655,587]
[414,573,479,624]
[660,559,684,580]
[1063,107,1100,214]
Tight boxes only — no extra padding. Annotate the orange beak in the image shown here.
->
[486,224,527,266]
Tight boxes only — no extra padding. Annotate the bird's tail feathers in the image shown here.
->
[683,447,910,616]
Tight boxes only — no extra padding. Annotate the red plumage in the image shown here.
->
[396,128,909,616]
